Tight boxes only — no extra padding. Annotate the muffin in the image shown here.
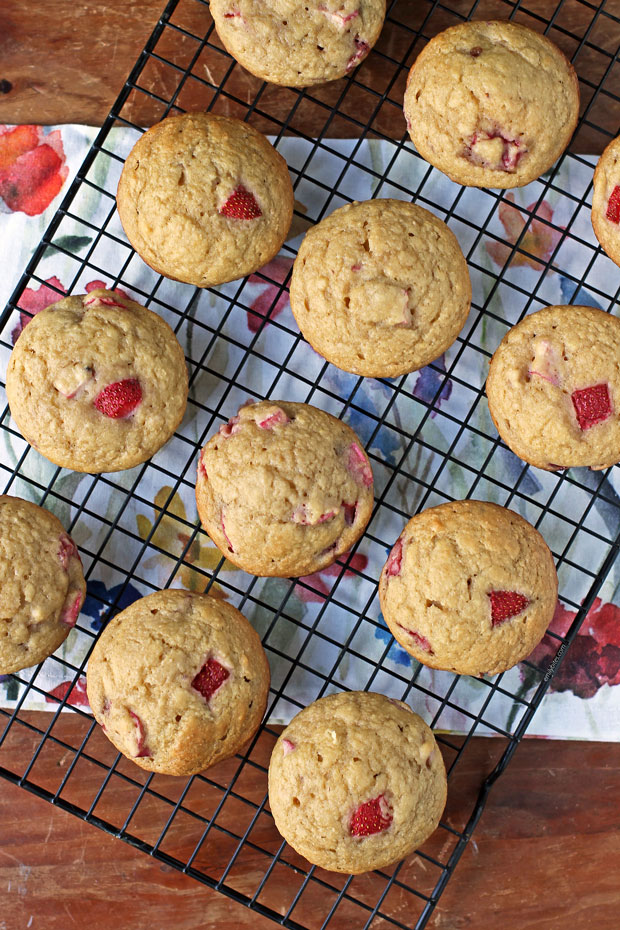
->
[195,400,374,577]
[0,495,85,674]
[6,289,188,473]
[379,500,558,677]
[592,134,620,267]
[117,112,294,287]
[403,21,579,188]
[268,691,446,873]
[289,198,471,377]
[210,0,386,87]
[87,589,271,775]
[486,304,620,470]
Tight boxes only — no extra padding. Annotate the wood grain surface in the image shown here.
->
[1,0,620,927]
[1,712,619,930]
[1,0,619,151]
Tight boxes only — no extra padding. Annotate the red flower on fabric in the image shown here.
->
[486,194,563,270]
[295,553,369,603]
[0,125,68,216]
[12,275,66,343]
[45,675,90,709]
[84,279,130,300]
[246,257,293,332]
[526,598,620,699]
[11,276,130,344]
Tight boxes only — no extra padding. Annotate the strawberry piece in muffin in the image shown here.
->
[219,185,262,220]
[350,795,393,836]
[93,378,142,418]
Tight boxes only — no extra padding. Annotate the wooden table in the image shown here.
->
[1,1,619,927]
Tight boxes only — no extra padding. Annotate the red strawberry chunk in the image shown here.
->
[465,129,526,173]
[93,378,142,418]
[292,503,336,525]
[219,185,262,220]
[319,5,360,28]
[129,710,152,758]
[343,501,357,525]
[571,383,612,430]
[221,514,234,552]
[198,453,207,481]
[60,592,83,627]
[386,538,403,577]
[192,657,230,701]
[257,408,289,429]
[489,590,530,626]
[606,186,620,224]
[396,623,432,652]
[347,442,373,487]
[411,631,432,652]
[345,36,370,72]
[501,138,524,171]
[409,629,432,652]
[83,295,127,309]
[58,534,78,570]
[219,414,241,437]
[282,738,296,755]
[350,794,393,837]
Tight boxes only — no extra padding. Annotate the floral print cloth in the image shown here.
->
[1,124,619,739]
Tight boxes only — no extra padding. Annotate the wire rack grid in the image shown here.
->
[1,0,620,927]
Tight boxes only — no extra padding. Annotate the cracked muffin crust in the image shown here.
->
[210,0,386,88]
[289,199,471,377]
[195,400,374,577]
[116,112,294,287]
[592,135,620,267]
[6,289,188,473]
[403,21,579,189]
[486,305,620,470]
[87,589,270,776]
[268,691,447,874]
[379,500,557,678]
[0,496,85,675]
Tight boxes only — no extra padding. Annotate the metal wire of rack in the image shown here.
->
[1,0,620,926]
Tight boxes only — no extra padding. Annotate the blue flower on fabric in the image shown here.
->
[412,355,452,414]
[82,579,142,631]
[374,612,413,667]
[558,275,602,309]
[496,446,542,497]
[344,406,404,468]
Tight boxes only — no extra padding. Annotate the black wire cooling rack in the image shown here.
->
[2,0,620,926]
